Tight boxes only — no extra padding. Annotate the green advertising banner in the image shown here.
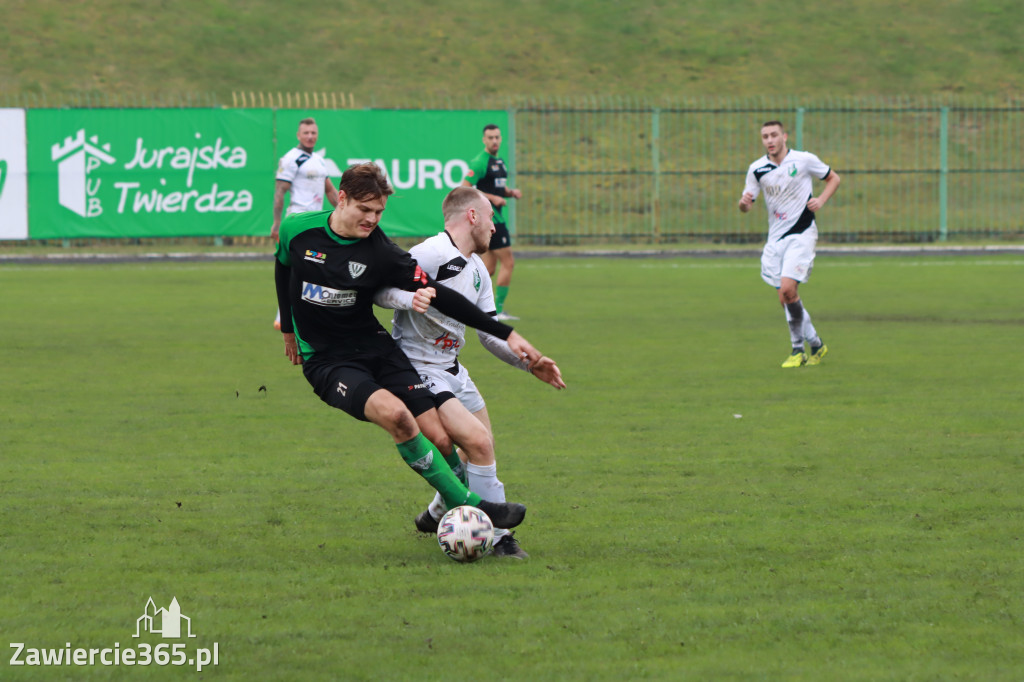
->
[279,110,510,237]
[27,109,274,239]
[22,108,507,239]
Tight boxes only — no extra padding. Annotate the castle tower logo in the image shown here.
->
[51,129,116,218]
[133,597,197,639]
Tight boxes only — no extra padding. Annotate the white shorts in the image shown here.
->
[416,362,486,414]
[761,229,817,288]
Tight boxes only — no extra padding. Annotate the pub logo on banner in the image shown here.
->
[48,127,253,218]
[51,129,116,218]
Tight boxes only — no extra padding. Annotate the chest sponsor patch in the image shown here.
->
[302,281,357,307]
[304,250,326,264]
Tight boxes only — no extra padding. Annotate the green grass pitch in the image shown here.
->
[1,254,1022,680]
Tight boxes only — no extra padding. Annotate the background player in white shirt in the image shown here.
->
[375,187,565,558]
[272,118,339,329]
[738,120,841,368]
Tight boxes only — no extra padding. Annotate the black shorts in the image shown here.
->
[303,346,438,422]
[488,221,512,251]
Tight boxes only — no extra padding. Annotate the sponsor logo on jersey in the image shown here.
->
[301,281,357,307]
[432,332,461,352]
[436,257,467,282]
[304,249,326,264]
[407,383,427,391]
[348,261,367,279]
[753,163,777,182]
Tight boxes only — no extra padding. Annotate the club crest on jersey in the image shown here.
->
[788,164,798,177]
[304,250,327,264]
[473,270,481,291]
[348,261,367,279]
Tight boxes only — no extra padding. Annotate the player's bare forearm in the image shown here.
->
[325,178,339,207]
[483,192,506,207]
[808,172,841,212]
[271,184,288,239]
[506,330,542,367]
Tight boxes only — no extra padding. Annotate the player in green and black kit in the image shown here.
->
[462,124,522,321]
[275,163,548,530]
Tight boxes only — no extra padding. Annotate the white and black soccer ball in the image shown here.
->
[436,506,494,562]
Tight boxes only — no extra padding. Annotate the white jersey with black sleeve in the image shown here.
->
[389,232,497,369]
[743,149,832,242]
[276,147,331,215]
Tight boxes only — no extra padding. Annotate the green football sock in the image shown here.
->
[396,434,480,509]
[444,445,468,485]
[495,285,510,314]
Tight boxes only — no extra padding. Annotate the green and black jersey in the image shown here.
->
[275,210,512,362]
[465,150,510,223]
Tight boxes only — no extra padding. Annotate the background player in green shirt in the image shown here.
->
[462,124,522,321]
[275,163,548,530]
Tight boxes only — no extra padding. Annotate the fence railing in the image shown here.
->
[3,94,1022,244]
[509,96,1024,244]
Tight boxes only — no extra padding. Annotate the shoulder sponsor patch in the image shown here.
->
[436,256,467,282]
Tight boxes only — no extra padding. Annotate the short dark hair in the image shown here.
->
[339,163,393,202]
[298,117,317,127]
[442,186,486,222]
[761,120,785,131]
[483,124,500,134]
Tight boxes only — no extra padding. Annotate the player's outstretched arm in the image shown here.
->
[476,329,565,388]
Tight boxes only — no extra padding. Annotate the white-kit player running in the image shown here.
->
[271,117,339,329]
[738,120,841,368]
[375,187,566,559]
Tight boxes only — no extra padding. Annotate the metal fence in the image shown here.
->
[4,93,1022,245]
[511,96,1024,244]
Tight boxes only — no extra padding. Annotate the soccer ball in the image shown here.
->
[436,506,494,562]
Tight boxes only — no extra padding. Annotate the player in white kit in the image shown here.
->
[738,120,841,368]
[272,118,339,329]
[375,187,565,559]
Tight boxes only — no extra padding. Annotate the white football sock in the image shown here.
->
[784,301,805,350]
[467,462,509,539]
[427,492,446,521]
[801,307,822,348]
